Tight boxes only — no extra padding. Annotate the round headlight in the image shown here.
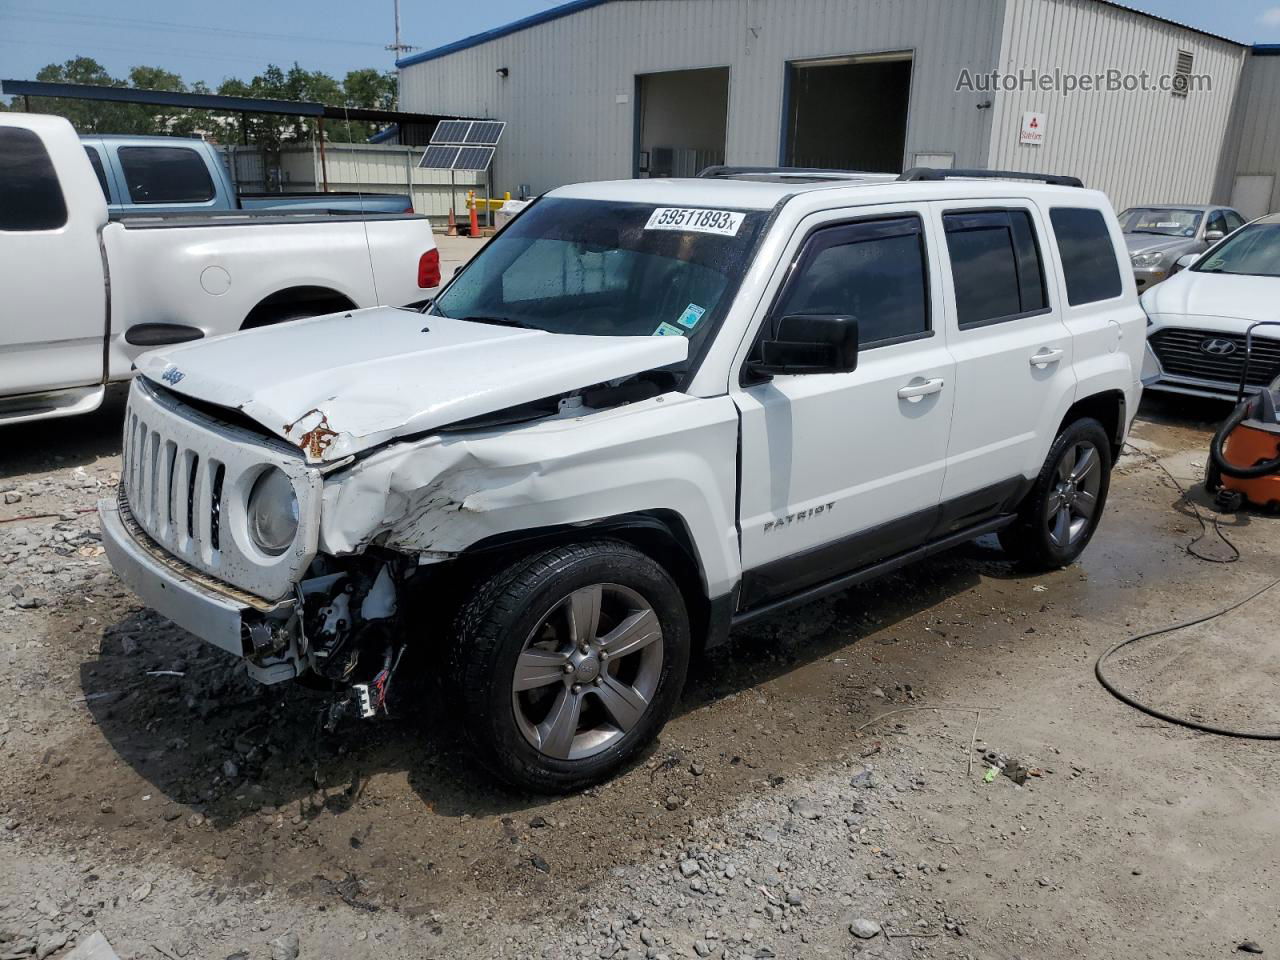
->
[247,467,299,555]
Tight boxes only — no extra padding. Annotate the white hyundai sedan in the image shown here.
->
[1142,213,1280,400]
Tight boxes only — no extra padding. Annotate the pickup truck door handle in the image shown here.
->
[897,377,945,401]
[1030,347,1065,368]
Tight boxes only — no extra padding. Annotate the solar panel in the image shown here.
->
[464,121,505,145]
[453,146,495,171]
[418,144,461,169]
[430,120,472,144]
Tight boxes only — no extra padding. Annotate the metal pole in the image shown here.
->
[317,117,329,192]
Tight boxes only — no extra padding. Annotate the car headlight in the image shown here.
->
[1131,250,1166,268]
[247,467,299,555]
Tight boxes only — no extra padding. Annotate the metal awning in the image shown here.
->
[0,78,469,143]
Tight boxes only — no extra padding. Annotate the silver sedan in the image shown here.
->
[1121,204,1245,291]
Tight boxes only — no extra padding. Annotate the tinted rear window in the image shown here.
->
[1050,207,1123,306]
[117,145,215,204]
[943,209,1048,328]
[0,127,68,231]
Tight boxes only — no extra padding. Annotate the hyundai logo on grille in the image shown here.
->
[1199,338,1238,357]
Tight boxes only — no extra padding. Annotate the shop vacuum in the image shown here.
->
[1204,321,1280,511]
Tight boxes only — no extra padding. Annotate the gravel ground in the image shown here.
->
[2,385,1278,960]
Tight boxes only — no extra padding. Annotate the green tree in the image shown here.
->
[19,56,398,145]
[28,57,135,133]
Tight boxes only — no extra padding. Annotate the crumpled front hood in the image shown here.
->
[135,307,689,463]
[1141,270,1280,324]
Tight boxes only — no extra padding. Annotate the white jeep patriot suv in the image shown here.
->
[100,167,1144,791]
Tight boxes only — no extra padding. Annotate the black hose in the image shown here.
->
[1095,576,1280,739]
[1210,395,1280,479]
[1123,443,1239,563]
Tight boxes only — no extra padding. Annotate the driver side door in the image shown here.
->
[733,207,956,609]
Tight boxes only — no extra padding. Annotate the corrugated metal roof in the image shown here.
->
[397,0,1245,68]
[1089,1,1243,46]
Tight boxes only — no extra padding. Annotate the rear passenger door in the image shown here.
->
[933,202,1076,525]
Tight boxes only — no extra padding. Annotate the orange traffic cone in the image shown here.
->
[446,206,457,236]
[468,191,480,237]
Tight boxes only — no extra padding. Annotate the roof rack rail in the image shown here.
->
[898,167,1084,188]
[698,165,888,181]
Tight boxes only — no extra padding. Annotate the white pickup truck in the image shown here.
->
[99,166,1144,792]
[0,113,440,426]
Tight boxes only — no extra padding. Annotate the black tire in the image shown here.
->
[446,539,690,793]
[999,418,1113,570]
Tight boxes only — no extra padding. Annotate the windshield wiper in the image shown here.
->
[457,314,537,329]
[1128,229,1172,235]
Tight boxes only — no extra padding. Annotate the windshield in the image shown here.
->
[431,197,767,368]
[1119,207,1202,237]
[1193,222,1280,277]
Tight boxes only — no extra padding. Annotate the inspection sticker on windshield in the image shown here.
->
[653,322,686,337]
[646,207,745,236]
[676,303,706,329]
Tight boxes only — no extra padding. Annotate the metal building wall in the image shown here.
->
[986,0,1245,211]
[398,0,1008,194]
[1214,51,1280,217]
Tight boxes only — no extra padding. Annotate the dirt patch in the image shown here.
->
[2,399,1278,960]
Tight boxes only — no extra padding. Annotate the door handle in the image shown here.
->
[897,377,945,401]
[1030,347,1065,368]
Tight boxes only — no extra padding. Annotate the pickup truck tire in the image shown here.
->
[446,539,691,793]
[999,417,1112,570]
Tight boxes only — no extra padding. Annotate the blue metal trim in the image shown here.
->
[1253,44,1280,56]
[397,0,613,67]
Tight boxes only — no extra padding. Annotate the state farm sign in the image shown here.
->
[1019,112,1046,146]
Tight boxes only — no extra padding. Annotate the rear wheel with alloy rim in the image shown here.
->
[448,540,690,792]
[1000,418,1112,570]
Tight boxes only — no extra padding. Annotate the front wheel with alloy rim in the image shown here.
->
[447,540,690,792]
[999,418,1113,570]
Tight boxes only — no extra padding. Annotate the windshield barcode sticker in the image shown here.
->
[645,207,745,236]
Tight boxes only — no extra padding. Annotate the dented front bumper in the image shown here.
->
[99,497,301,684]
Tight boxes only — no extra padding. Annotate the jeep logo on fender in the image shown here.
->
[1199,337,1238,357]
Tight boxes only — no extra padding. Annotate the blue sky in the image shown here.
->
[1,0,1280,89]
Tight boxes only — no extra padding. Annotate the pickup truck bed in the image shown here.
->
[1,113,441,426]
[114,210,426,229]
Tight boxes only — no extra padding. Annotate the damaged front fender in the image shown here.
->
[316,393,744,597]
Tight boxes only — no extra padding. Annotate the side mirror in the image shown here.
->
[747,315,859,377]
[1204,229,1225,243]
[1170,253,1199,276]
